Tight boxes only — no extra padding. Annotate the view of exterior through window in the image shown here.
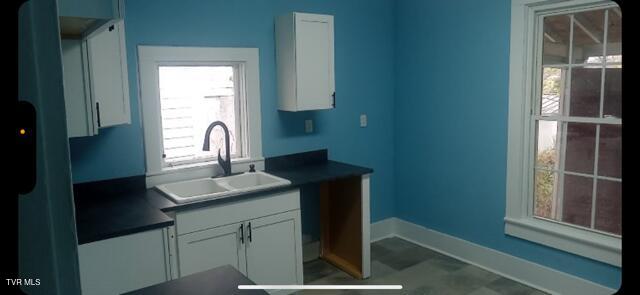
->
[533,7,621,235]
[158,66,242,166]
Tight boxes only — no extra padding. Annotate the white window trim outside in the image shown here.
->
[138,46,263,188]
[506,0,621,266]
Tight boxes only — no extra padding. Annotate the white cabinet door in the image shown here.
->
[61,39,96,137]
[86,19,130,128]
[78,229,169,295]
[177,222,247,277]
[276,12,334,111]
[295,13,334,111]
[245,210,303,287]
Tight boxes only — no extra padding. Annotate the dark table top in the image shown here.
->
[123,265,268,295]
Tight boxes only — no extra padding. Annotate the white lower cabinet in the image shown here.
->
[173,189,303,294]
[78,228,169,295]
[177,222,247,277]
[245,210,303,286]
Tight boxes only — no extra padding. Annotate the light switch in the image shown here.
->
[360,114,367,127]
[305,119,313,133]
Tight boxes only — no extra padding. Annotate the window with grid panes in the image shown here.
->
[533,6,621,236]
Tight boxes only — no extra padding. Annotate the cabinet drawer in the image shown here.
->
[175,189,300,235]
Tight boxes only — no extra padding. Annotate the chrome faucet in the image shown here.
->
[202,121,231,176]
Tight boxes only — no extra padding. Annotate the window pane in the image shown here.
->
[562,174,593,228]
[540,67,565,115]
[569,67,601,117]
[534,170,558,219]
[603,68,621,119]
[598,125,621,178]
[565,123,596,174]
[158,66,240,164]
[571,10,605,64]
[595,180,621,235]
[536,121,559,168]
[606,8,622,59]
[542,15,571,65]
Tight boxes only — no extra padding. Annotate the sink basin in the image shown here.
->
[224,172,288,190]
[155,171,292,204]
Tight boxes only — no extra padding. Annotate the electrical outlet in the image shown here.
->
[360,114,367,127]
[305,119,313,133]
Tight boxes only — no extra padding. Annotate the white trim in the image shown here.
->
[137,46,263,184]
[370,217,396,242]
[370,218,617,295]
[360,174,371,279]
[505,217,620,265]
[302,241,320,263]
[506,0,620,266]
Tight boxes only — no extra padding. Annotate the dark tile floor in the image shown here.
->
[296,237,547,295]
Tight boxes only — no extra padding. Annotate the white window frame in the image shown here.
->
[138,46,263,187]
[506,0,621,266]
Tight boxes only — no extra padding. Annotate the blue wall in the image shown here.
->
[394,0,621,289]
[68,0,397,222]
[68,0,621,288]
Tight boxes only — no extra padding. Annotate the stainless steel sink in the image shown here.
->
[155,171,292,204]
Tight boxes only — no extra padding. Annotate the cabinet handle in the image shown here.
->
[239,223,244,244]
[332,92,336,108]
[247,222,252,242]
[96,102,101,127]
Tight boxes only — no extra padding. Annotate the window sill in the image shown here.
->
[145,157,265,188]
[505,217,621,266]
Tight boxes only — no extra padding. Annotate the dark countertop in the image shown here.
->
[267,160,373,187]
[123,264,268,295]
[75,149,372,243]
[146,150,373,212]
[74,176,174,245]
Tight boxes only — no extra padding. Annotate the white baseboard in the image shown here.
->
[371,218,396,242]
[302,241,320,262]
[370,218,616,295]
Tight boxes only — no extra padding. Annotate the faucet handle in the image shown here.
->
[249,164,256,172]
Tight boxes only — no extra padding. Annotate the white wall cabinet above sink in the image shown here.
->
[61,19,131,137]
[276,12,335,111]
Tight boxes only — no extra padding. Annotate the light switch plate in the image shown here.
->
[305,119,313,133]
[360,114,367,127]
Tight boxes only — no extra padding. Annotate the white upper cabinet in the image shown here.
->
[276,12,335,111]
[62,39,96,137]
[61,19,131,137]
[86,20,131,128]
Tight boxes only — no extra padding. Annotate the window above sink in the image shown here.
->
[138,46,264,188]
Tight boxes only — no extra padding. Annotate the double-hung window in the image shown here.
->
[138,47,263,186]
[506,0,621,266]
